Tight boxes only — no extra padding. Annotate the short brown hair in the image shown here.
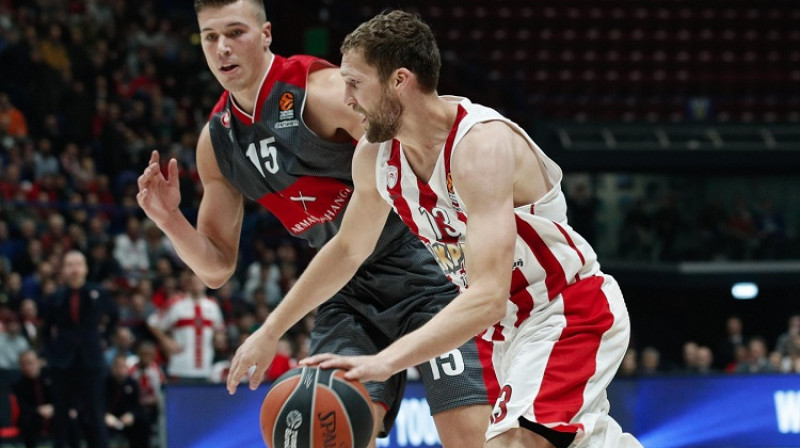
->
[193,0,267,23]
[341,10,441,93]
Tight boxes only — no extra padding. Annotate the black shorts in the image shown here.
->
[309,232,492,434]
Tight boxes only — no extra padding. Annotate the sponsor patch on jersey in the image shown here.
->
[257,176,354,235]
[275,120,299,129]
[220,110,231,128]
[386,165,399,189]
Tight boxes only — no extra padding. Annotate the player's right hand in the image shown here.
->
[227,325,277,395]
[136,150,181,228]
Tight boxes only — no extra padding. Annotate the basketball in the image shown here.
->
[260,366,374,448]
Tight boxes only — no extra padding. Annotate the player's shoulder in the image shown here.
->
[462,119,514,141]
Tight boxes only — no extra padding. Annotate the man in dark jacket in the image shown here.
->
[12,350,53,448]
[43,250,118,448]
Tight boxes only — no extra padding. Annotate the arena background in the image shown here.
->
[0,0,798,447]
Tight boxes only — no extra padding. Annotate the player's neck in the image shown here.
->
[230,52,274,115]
[397,94,457,156]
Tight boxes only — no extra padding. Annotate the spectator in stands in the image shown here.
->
[617,347,638,377]
[680,340,700,373]
[104,326,138,367]
[12,350,54,448]
[782,336,800,373]
[0,314,30,369]
[113,215,150,287]
[129,341,164,448]
[716,315,746,370]
[87,241,124,291]
[211,328,231,365]
[265,337,296,382]
[775,314,800,357]
[147,271,224,382]
[21,258,54,304]
[736,336,776,373]
[18,298,42,352]
[243,248,282,308]
[639,346,662,375]
[105,354,145,448]
[695,346,718,375]
[142,219,178,269]
[0,92,28,137]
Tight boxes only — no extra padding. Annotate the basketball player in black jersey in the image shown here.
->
[136,1,493,446]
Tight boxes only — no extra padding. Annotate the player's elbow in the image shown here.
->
[198,266,235,289]
[471,285,509,326]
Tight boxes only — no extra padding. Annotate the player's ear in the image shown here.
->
[261,21,272,51]
[393,68,412,94]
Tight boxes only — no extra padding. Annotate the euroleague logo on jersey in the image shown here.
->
[276,91,300,129]
[279,92,294,111]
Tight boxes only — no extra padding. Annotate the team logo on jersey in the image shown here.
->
[445,172,463,211]
[386,165,399,189]
[220,110,231,128]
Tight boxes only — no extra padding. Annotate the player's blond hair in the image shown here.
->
[193,0,267,23]
[341,10,441,93]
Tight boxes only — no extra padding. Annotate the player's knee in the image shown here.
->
[433,405,490,448]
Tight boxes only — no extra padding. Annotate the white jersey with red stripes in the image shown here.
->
[148,296,224,378]
[375,97,641,446]
[375,96,600,342]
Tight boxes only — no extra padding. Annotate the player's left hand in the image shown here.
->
[300,353,394,383]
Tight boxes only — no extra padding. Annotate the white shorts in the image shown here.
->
[486,275,642,448]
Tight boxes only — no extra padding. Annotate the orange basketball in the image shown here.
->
[260,367,374,448]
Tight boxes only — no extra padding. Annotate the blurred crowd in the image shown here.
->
[618,314,800,377]
[0,1,315,446]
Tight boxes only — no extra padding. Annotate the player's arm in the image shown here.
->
[226,138,390,393]
[308,123,516,381]
[305,66,365,141]
[137,123,244,288]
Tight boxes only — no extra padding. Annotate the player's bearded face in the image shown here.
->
[363,84,402,143]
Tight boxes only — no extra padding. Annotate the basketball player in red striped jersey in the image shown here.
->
[136,1,493,446]
[293,11,644,448]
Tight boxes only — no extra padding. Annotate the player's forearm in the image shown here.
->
[381,287,506,375]
[158,211,236,288]
[263,237,366,339]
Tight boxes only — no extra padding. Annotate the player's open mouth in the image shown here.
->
[220,64,239,72]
